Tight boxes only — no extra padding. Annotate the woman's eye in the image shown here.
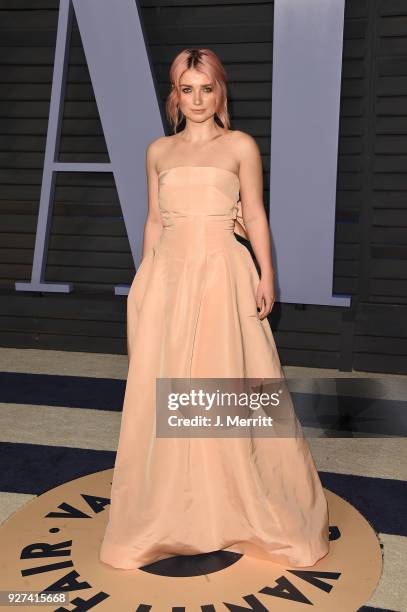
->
[181,87,212,93]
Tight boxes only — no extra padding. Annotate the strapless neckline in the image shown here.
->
[158,165,240,184]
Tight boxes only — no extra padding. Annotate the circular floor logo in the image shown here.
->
[0,470,382,611]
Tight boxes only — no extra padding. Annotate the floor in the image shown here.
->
[0,347,405,611]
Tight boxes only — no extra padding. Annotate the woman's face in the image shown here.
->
[177,68,217,123]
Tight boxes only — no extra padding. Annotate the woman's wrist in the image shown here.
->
[260,265,274,279]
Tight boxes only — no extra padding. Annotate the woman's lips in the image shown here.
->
[192,109,205,113]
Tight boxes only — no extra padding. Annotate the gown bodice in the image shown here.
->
[158,165,246,238]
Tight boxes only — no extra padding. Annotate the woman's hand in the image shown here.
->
[256,272,275,319]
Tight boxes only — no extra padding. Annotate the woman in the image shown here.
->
[99,48,330,570]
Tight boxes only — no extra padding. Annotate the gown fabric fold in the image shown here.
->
[99,165,330,570]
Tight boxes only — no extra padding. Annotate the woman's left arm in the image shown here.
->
[236,131,276,319]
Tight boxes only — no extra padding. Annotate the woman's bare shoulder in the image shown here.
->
[146,134,175,153]
[231,130,261,165]
[231,129,258,147]
[146,135,177,171]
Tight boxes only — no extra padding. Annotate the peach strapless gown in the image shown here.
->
[99,165,330,570]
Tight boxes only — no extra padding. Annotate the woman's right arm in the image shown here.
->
[141,139,164,259]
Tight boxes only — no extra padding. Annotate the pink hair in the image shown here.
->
[165,48,231,134]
